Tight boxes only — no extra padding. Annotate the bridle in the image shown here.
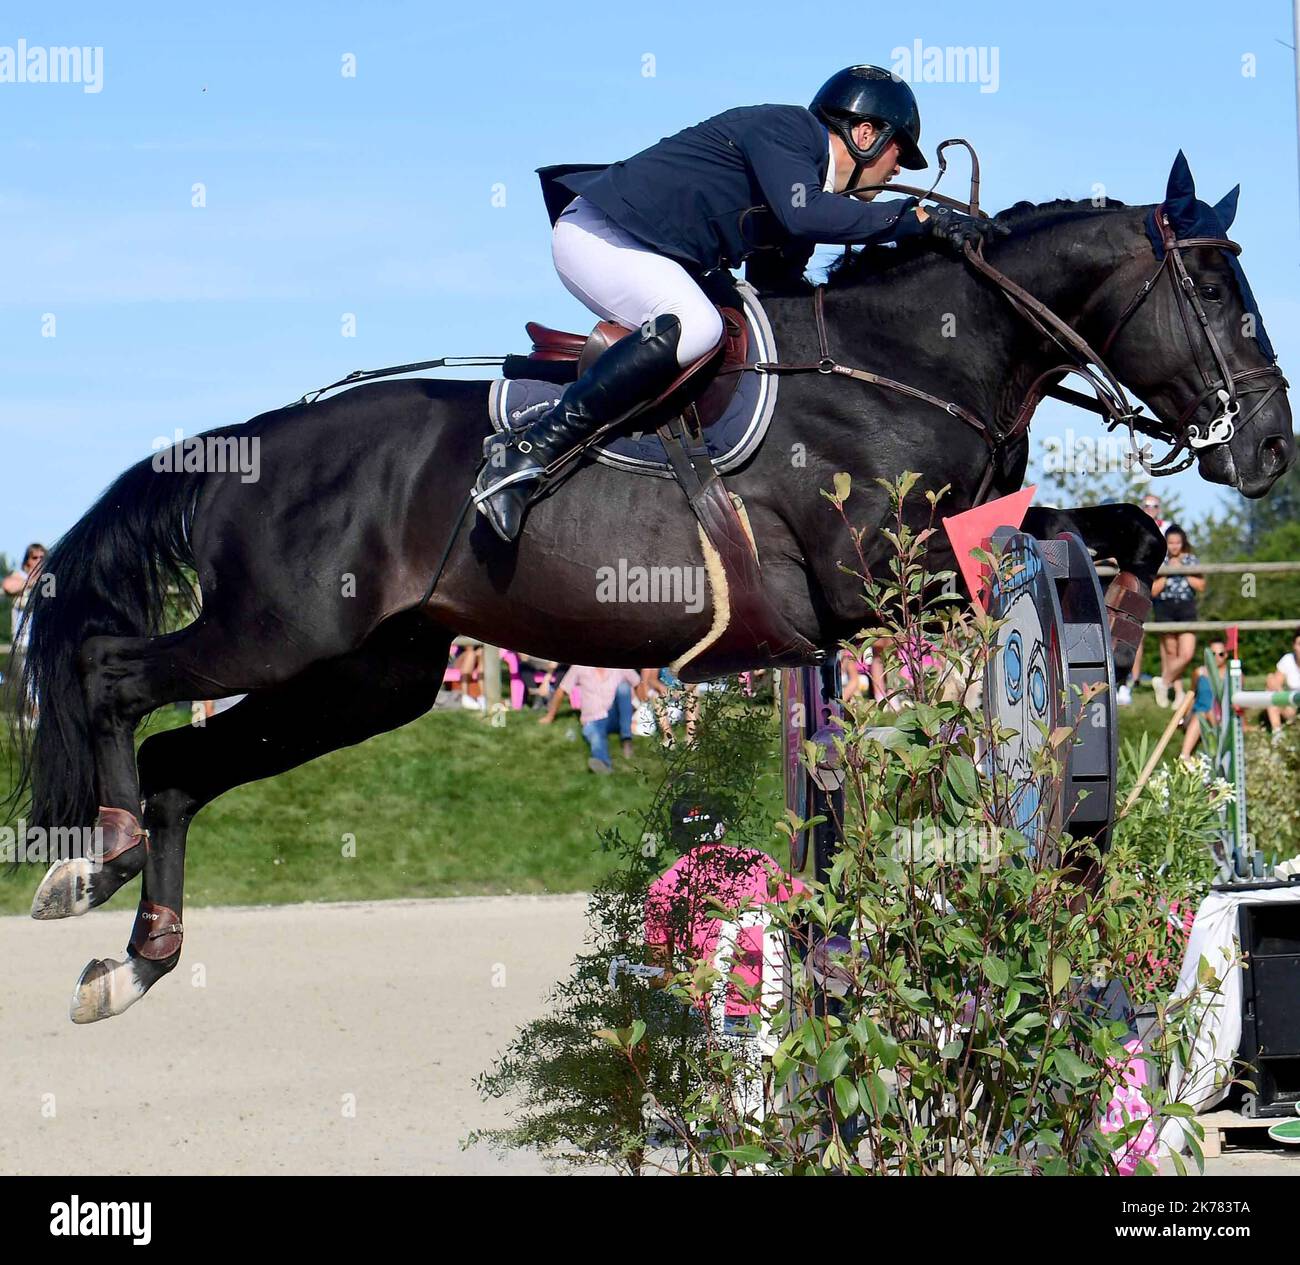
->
[1094,208,1287,474]
[748,139,1287,491]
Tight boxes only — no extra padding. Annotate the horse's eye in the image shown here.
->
[1199,284,1223,301]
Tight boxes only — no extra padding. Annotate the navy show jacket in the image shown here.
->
[549,104,926,279]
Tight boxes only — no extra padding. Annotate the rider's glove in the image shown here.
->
[923,205,1010,252]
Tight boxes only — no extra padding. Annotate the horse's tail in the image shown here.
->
[7,449,211,833]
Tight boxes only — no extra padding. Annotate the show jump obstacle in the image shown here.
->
[783,492,1120,879]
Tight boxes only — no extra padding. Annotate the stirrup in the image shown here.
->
[472,464,545,506]
[472,431,544,505]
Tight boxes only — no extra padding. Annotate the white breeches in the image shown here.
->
[551,195,725,367]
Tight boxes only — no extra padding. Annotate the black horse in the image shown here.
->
[11,155,1292,1022]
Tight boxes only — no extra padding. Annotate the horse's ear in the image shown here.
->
[1164,150,1198,232]
[1213,184,1240,231]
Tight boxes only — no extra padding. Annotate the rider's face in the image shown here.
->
[833,123,901,198]
[852,123,900,199]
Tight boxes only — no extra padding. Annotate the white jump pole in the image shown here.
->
[1210,627,1299,878]
[1231,690,1300,710]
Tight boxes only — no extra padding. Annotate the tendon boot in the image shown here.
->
[474,314,686,542]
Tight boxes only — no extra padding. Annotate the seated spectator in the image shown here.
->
[1265,627,1300,733]
[1181,639,1226,759]
[840,646,871,702]
[648,665,699,749]
[518,655,566,709]
[540,664,641,773]
[441,640,486,711]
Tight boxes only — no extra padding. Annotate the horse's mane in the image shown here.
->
[821,196,1131,288]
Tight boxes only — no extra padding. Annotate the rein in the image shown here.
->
[744,138,1286,487]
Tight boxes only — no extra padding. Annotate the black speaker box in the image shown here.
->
[1235,901,1300,1118]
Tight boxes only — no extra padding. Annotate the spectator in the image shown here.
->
[1119,495,1171,705]
[3,543,47,717]
[448,639,485,710]
[1139,493,1170,536]
[1265,627,1300,733]
[645,796,805,1034]
[540,664,642,773]
[518,655,566,710]
[647,665,699,748]
[840,646,870,702]
[1150,525,1204,710]
[1181,639,1227,758]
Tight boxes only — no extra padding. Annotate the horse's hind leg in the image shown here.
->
[68,613,452,1023]
[32,612,361,921]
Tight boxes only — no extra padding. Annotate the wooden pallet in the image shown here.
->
[1196,1109,1283,1158]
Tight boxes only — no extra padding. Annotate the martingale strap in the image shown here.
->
[655,409,820,675]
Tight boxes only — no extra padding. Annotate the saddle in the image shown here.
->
[517,305,748,434]
[498,271,818,679]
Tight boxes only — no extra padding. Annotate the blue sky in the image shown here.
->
[2,0,1297,555]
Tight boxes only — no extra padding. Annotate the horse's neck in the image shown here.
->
[804,208,1146,429]
[985,208,1146,335]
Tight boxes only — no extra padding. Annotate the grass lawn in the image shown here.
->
[0,673,1245,916]
[0,701,782,916]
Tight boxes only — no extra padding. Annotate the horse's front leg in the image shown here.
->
[1023,502,1163,679]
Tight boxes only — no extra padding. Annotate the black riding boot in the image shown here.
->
[475,315,685,542]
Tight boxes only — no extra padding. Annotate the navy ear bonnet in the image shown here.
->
[1143,151,1275,362]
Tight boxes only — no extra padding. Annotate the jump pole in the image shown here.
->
[1205,626,1299,878]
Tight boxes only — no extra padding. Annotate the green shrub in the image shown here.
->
[477,477,1224,1175]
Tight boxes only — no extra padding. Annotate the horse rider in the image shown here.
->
[473,64,1004,543]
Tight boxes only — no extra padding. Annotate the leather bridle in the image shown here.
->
[750,140,1288,491]
[1094,207,1287,474]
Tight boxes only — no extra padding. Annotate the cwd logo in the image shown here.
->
[49,1197,151,1245]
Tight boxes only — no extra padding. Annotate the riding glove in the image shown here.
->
[923,205,1010,251]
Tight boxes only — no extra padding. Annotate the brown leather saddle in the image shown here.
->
[507,302,819,679]
[519,306,748,434]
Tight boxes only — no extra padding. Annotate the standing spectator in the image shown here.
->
[1138,493,1170,536]
[3,543,46,716]
[1265,627,1300,733]
[1181,639,1227,758]
[840,646,870,702]
[1150,525,1204,710]
[1117,496,1171,705]
[645,796,805,1033]
[540,664,642,773]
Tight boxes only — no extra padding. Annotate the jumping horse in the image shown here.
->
[9,150,1292,1022]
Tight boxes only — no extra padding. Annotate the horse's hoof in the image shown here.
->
[31,858,94,920]
[69,956,145,1024]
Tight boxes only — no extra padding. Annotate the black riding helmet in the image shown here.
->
[810,65,927,188]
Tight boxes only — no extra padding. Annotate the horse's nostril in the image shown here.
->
[1260,435,1291,475]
